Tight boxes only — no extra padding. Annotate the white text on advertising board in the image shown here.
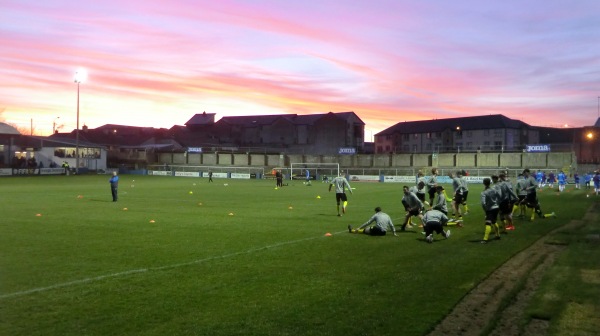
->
[526,144,550,152]
[338,147,356,155]
[187,147,203,153]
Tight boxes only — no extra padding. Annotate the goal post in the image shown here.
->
[289,163,340,181]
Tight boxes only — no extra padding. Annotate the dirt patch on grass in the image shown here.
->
[427,206,599,336]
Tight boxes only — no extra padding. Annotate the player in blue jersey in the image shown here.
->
[584,172,592,189]
[557,171,567,192]
[535,170,544,189]
[573,172,580,189]
[547,172,556,189]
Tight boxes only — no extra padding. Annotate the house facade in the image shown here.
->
[193,111,366,155]
[47,111,366,168]
[374,115,539,154]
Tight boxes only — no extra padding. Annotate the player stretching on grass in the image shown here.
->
[514,174,528,218]
[432,185,463,227]
[422,209,451,243]
[493,173,519,232]
[401,185,424,231]
[348,207,397,236]
[521,169,556,221]
[449,171,465,222]
[458,170,470,214]
[481,177,501,244]
[426,168,439,205]
[329,172,353,216]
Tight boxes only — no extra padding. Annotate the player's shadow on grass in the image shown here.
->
[468,238,502,243]
[415,238,448,242]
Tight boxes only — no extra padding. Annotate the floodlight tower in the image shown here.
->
[74,69,87,174]
[53,116,60,134]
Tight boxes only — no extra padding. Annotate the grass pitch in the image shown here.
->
[0,175,594,335]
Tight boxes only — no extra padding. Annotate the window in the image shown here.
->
[484,129,490,136]
[466,142,473,149]
[494,129,502,137]
[483,141,490,149]
[426,143,432,151]
[436,132,442,138]
[455,132,463,139]
[412,144,418,152]
[466,131,473,138]
[426,132,432,139]
[413,133,418,139]
[494,141,503,150]
[402,134,409,141]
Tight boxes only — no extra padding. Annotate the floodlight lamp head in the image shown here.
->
[74,69,87,84]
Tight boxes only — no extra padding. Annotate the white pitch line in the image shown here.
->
[0,232,346,300]
[0,269,148,300]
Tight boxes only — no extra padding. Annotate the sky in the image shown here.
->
[1,0,600,139]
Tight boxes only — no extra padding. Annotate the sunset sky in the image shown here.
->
[1,0,599,138]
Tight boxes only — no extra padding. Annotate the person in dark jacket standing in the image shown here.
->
[109,171,119,202]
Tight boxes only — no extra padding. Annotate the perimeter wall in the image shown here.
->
[158,152,577,171]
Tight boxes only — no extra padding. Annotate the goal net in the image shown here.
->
[290,163,340,181]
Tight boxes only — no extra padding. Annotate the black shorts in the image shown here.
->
[485,208,500,224]
[428,188,436,199]
[499,200,512,214]
[368,226,386,236]
[525,193,538,207]
[462,191,469,202]
[407,208,421,216]
[335,193,348,204]
[453,193,464,204]
[518,195,526,202]
[416,193,426,203]
[424,221,444,235]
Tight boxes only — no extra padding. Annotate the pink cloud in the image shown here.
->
[2,0,600,135]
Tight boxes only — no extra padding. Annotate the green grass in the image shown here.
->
[0,175,595,335]
[526,200,600,336]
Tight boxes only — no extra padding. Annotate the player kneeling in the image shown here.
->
[422,209,451,243]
